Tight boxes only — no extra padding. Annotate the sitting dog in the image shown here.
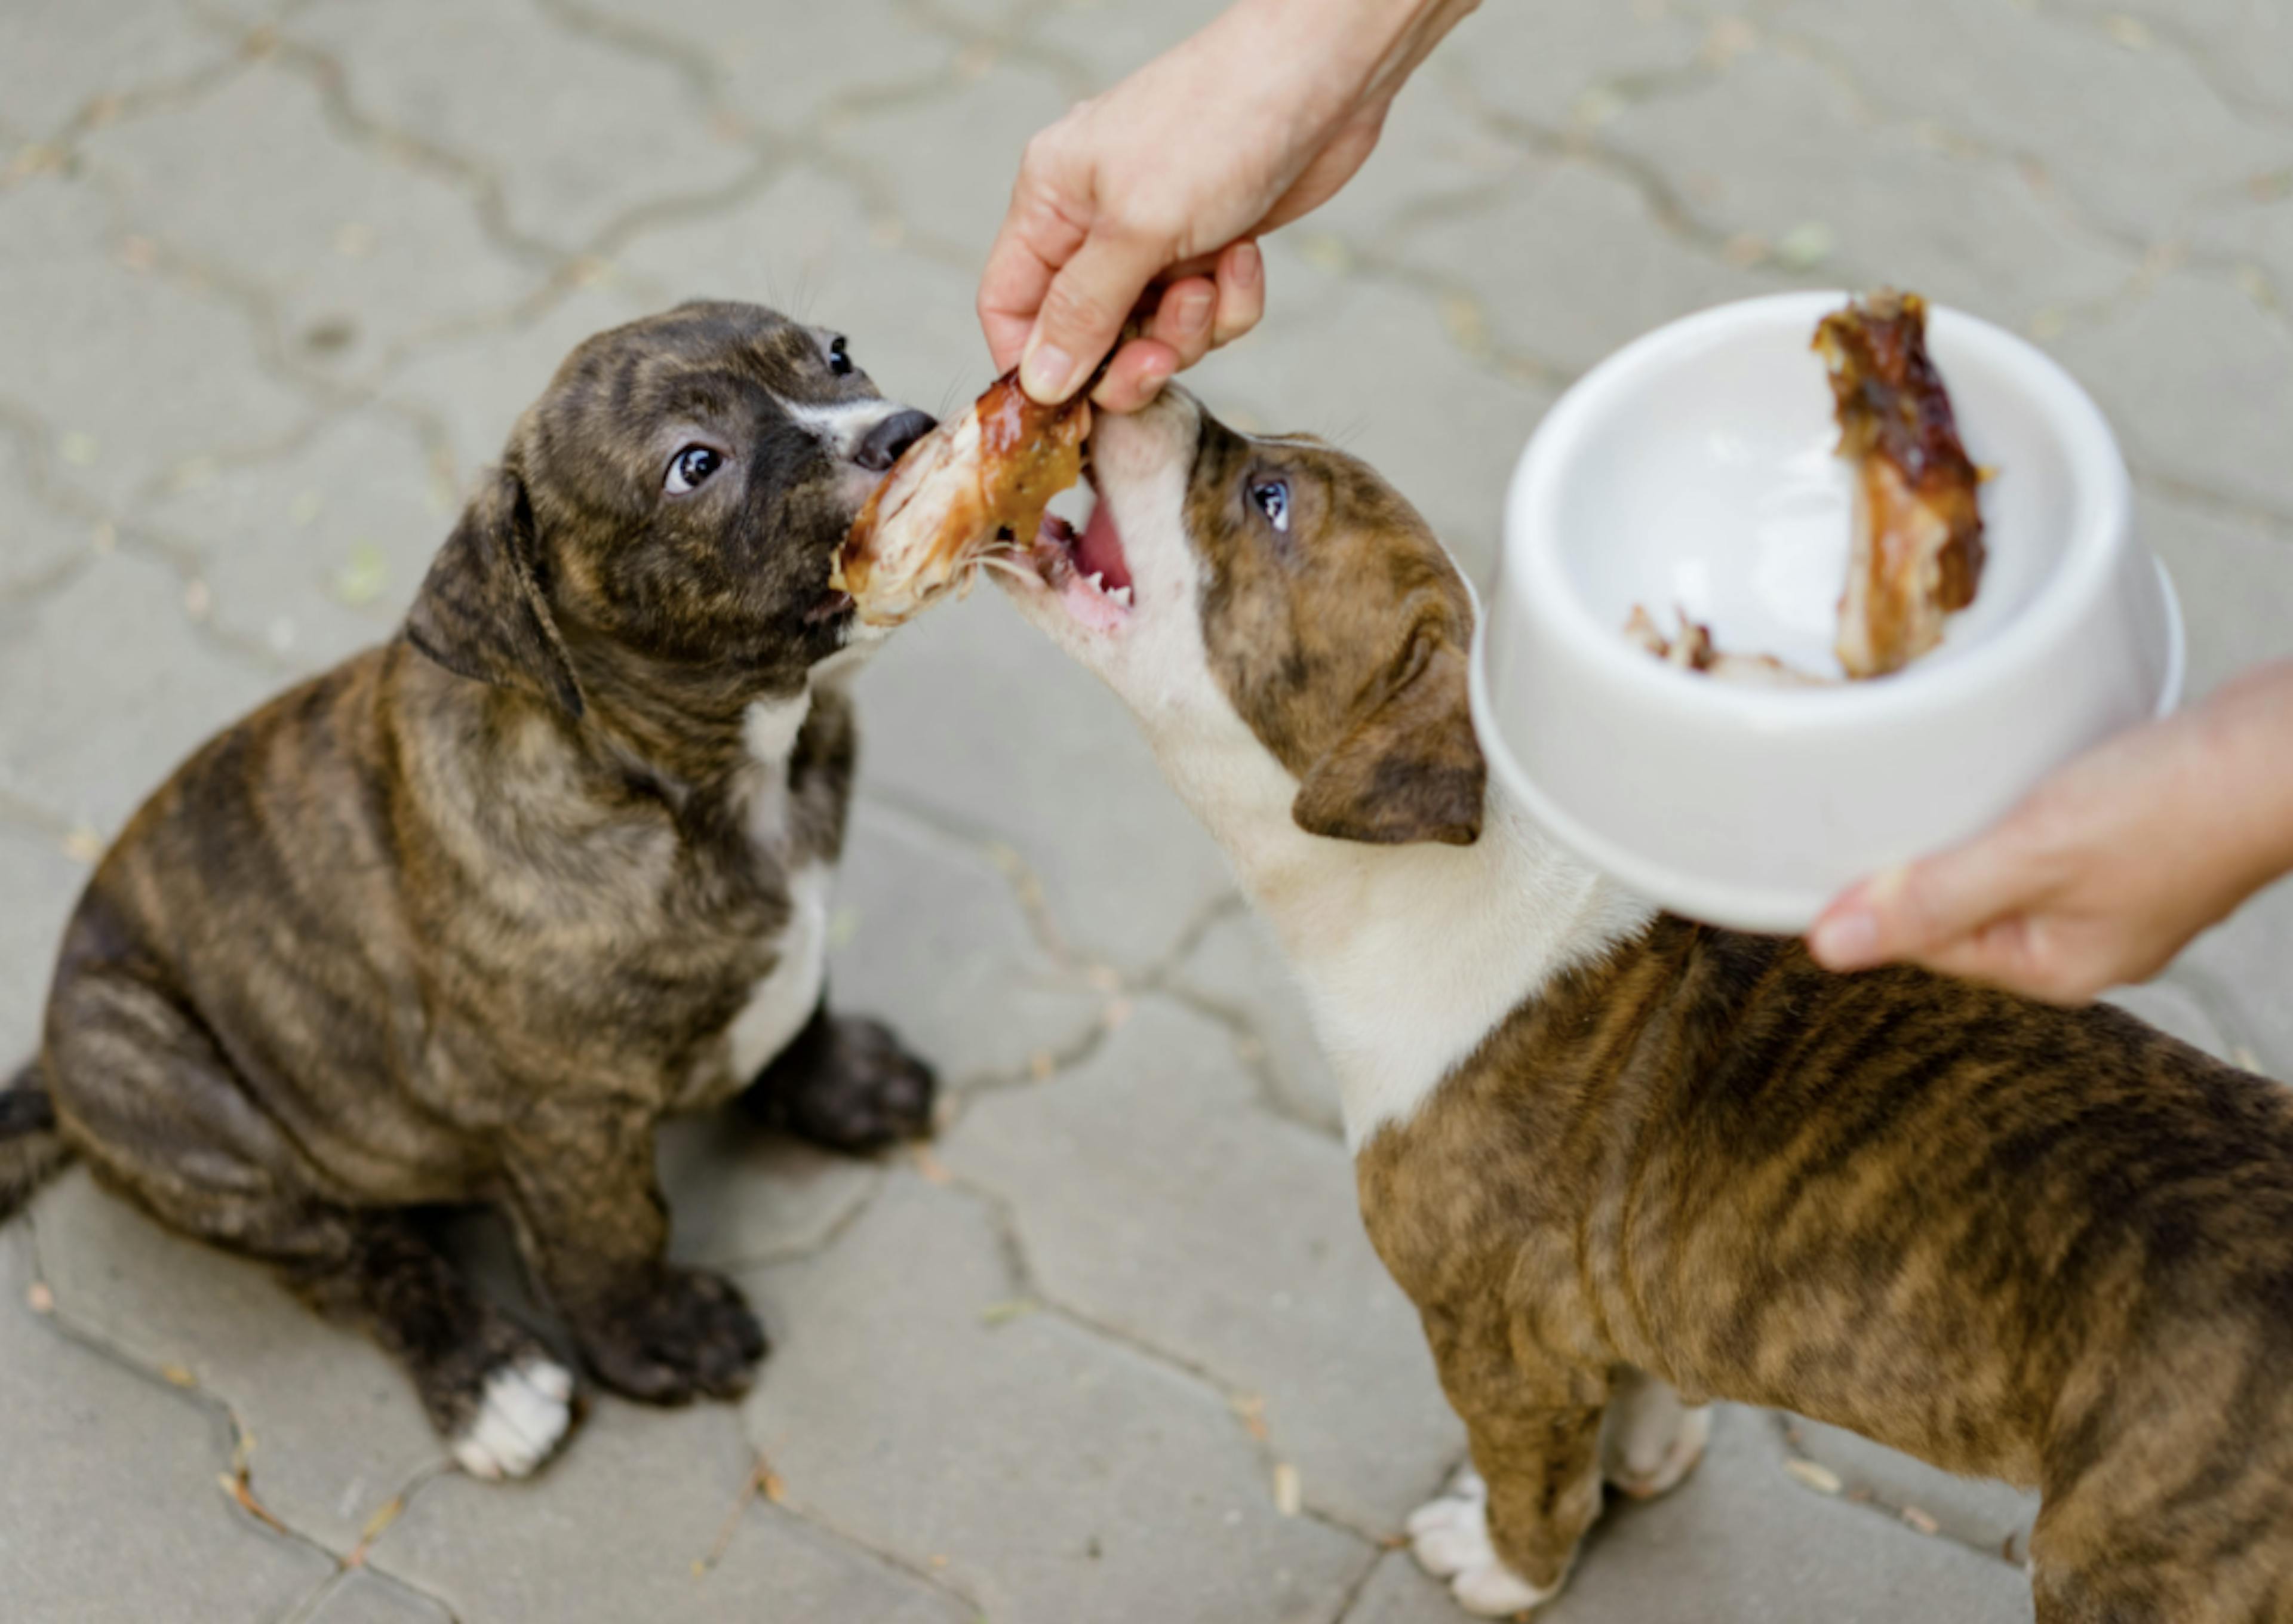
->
[0,302,940,1478]
[999,386,2293,1620]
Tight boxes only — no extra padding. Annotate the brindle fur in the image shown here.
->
[1173,399,2293,1620]
[7,302,938,1452]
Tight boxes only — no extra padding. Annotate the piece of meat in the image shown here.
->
[1624,605,1830,688]
[1814,289,1987,679]
[829,371,1091,629]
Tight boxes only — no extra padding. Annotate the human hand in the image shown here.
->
[1808,662,2293,1004]
[979,0,1480,411]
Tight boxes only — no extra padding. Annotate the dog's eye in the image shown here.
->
[1250,478,1290,533]
[666,445,723,494]
[828,336,854,377]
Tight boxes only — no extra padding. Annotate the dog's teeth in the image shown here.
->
[1086,571,1106,593]
[1110,586,1133,608]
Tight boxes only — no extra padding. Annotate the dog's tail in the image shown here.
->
[0,1057,72,1222]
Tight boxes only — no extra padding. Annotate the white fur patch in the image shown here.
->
[729,863,833,1080]
[1603,1373,1712,1499]
[1407,1469,1562,1617]
[786,398,906,460]
[996,394,1653,1151]
[451,1355,574,1481]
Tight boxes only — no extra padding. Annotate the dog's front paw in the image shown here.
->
[573,1266,766,1404]
[748,1014,936,1154]
[1407,1470,1562,1618]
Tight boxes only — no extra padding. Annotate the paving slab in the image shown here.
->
[942,998,1462,1534]
[1170,908,1345,1139]
[0,173,316,513]
[285,0,757,256]
[30,1168,445,1553]
[0,430,93,601]
[1594,45,2141,333]
[849,588,1237,975]
[0,549,273,838]
[0,0,241,142]
[2040,0,2293,125]
[0,1222,336,1622]
[0,825,85,1073]
[740,1172,1373,1624]
[379,1387,972,1624]
[1781,1415,2039,1563]
[78,63,535,379]
[137,405,456,673]
[297,1570,454,1624]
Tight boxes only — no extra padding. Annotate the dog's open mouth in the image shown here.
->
[1019,454,1133,633]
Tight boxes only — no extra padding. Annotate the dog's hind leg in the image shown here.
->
[1602,1367,1712,1500]
[45,966,571,1478]
[736,994,936,1152]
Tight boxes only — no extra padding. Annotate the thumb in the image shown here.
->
[1020,227,1171,404]
[1809,832,2040,973]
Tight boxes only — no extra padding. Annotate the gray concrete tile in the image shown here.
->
[299,1571,453,1624]
[2137,485,2293,703]
[1596,46,2142,333]
[1393,158,1796,380]
[659,1117,882,1277]
[2049,273,2293,517]
[1781,1416,2039,1562]
[0,0,234,140]
[849,588,1236,974]
[822,59,1072,264]
[2041,0,2293,124]
[30,1169,445,1553]
[1766,0,2293,241]
[0,433,91,600]
[2181,875,2293,1079]
[287,0,757,254]
[380,1391,972,1624]
[0,825,83,1066]
[0,550,273,836]
[79,64,534,378]
[0,1222,336,1621]
[940,998,1462,1535]
[1169,909,1344,1139]
[2104,979,2238,1062]
[1345,1407,2032,1624]
[0,174,314,512]
[137,407,455,674]
[829,798,1106,1087]
[579,0,955,133]
[740,1173,1372,1624]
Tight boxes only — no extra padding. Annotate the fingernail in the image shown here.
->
[1232,241,1262,287]
[1021,340,1076,402]
[1810,908,1879,968]
[1175,286,1215,333]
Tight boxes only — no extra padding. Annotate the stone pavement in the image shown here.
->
[1,0,2289,1619]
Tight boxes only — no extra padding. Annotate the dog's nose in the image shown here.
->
[853,408,936,472]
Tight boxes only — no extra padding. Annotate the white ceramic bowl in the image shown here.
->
[1471,291,2184,933]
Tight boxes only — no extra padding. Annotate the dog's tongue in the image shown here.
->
[1074,495,1132,593]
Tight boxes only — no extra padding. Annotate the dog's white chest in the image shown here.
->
[727,862,833,1082]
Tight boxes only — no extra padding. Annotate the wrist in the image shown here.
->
[2193,660,2293,894]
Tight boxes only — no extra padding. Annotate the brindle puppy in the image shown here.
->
[0,302,941,1478]
[1001,386,2293,1621]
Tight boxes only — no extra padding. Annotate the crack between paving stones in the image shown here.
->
[932,1169,1379,1543]
[705,1164,892,1277]
[2020,0,2293,142]
[14,1207,368,1582]
[1,21,263,191]
[1768,1410,2031,1572]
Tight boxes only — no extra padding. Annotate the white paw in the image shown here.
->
[1603,1377,1711,1500]
[1407,1471,1559,1617]
[451,1355,574,1481]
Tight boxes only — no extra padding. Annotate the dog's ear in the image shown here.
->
[1292,630,1484,847]
[405,467,583,719]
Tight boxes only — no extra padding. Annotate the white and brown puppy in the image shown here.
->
[1,303,942,1480]
[1002,388,2293,1622]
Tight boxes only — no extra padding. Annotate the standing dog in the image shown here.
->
[1001,386,2293,1620]
[0,302,940,1478]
